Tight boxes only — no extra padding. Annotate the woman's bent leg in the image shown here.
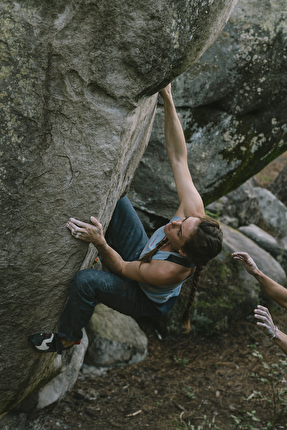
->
[58,269,154,342]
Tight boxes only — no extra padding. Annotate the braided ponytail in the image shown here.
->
[181,266,202,332]
[139,237,169,265]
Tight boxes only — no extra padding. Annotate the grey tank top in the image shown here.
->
[138,217,195,303]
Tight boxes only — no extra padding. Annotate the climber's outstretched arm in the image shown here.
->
[160,84,205,219]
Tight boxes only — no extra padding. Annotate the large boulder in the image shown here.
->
[129,0,287,222]
[0,0,239,416]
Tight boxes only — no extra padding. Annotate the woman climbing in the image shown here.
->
[29,84,223,354]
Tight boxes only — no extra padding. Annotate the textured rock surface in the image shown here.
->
[206,180,261,227]
[85,304,148,367]
[238,223,287,275]
[15,330,89,413]
[129,0,287,221]
[238,224,282,258]
[1,0,240,416]
[252,187,287,237]
[269,164,287,206]
[220,224,286,287]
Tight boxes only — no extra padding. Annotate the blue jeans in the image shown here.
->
[58,196,177,341]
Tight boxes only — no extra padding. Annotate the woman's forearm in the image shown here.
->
[254,271,287,309]
[273,329,287,355]
[94,240,124,276]
[161,90,187,162]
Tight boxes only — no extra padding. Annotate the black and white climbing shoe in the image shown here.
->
[28,332,71,355]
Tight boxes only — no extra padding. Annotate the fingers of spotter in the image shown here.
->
[254,306,269,320]
[231,252,254,263]
[232,252,249,258]
[254,306,274,330]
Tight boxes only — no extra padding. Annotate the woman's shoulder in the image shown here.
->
[149,258,194,285]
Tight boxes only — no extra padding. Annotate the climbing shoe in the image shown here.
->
[28,332,73,355]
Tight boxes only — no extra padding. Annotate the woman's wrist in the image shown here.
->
[253,269,264,280]
[92,238,108,250]
[270,326,278,340]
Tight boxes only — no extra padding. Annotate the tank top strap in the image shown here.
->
[165,253,196,268]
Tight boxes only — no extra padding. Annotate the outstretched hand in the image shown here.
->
[66,216,106,248]
[231,252,260,276]
[159,83,172,100]
[254,305,277,339]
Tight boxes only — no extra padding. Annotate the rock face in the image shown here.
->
[270,164,287,206]
[206,180,261,229]
[0,0,239,416]
[206,181,287,273]
[15,330,89,413]
[252,187,287,238]
[129,0,287,222]
[238,224,283,258]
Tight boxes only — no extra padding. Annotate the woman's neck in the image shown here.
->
[159,239,178,254]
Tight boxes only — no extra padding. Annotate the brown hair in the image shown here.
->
[180,217,223,332]
[139,236,168,265]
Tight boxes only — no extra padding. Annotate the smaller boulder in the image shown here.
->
[85,304,148,367]
[238,224,282,259]
[221,224,286,287]
[269,164,287,207]
[36,330,89,410]
[252,187,287,238]
[205,181,261,227]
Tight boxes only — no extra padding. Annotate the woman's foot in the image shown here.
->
[28,332,75,355]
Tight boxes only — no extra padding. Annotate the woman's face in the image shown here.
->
[164,217,200,255]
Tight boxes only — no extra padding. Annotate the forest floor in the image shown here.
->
[36,311,287,430]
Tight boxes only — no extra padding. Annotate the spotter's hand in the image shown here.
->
[254,305,277,339]
[231,252,260,276]
[66,217,105,247]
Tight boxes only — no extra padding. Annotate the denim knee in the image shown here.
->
[69,269,97,305]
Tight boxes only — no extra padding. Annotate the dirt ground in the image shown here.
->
[36,312,287,430]
[12,152,287,430]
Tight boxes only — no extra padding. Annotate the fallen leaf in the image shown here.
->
[126,410,142,417]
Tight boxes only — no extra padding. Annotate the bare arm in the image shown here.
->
[254,305,287,355]
[232,252,287,309]
[66,217,190,287]
[160,84,205,219]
